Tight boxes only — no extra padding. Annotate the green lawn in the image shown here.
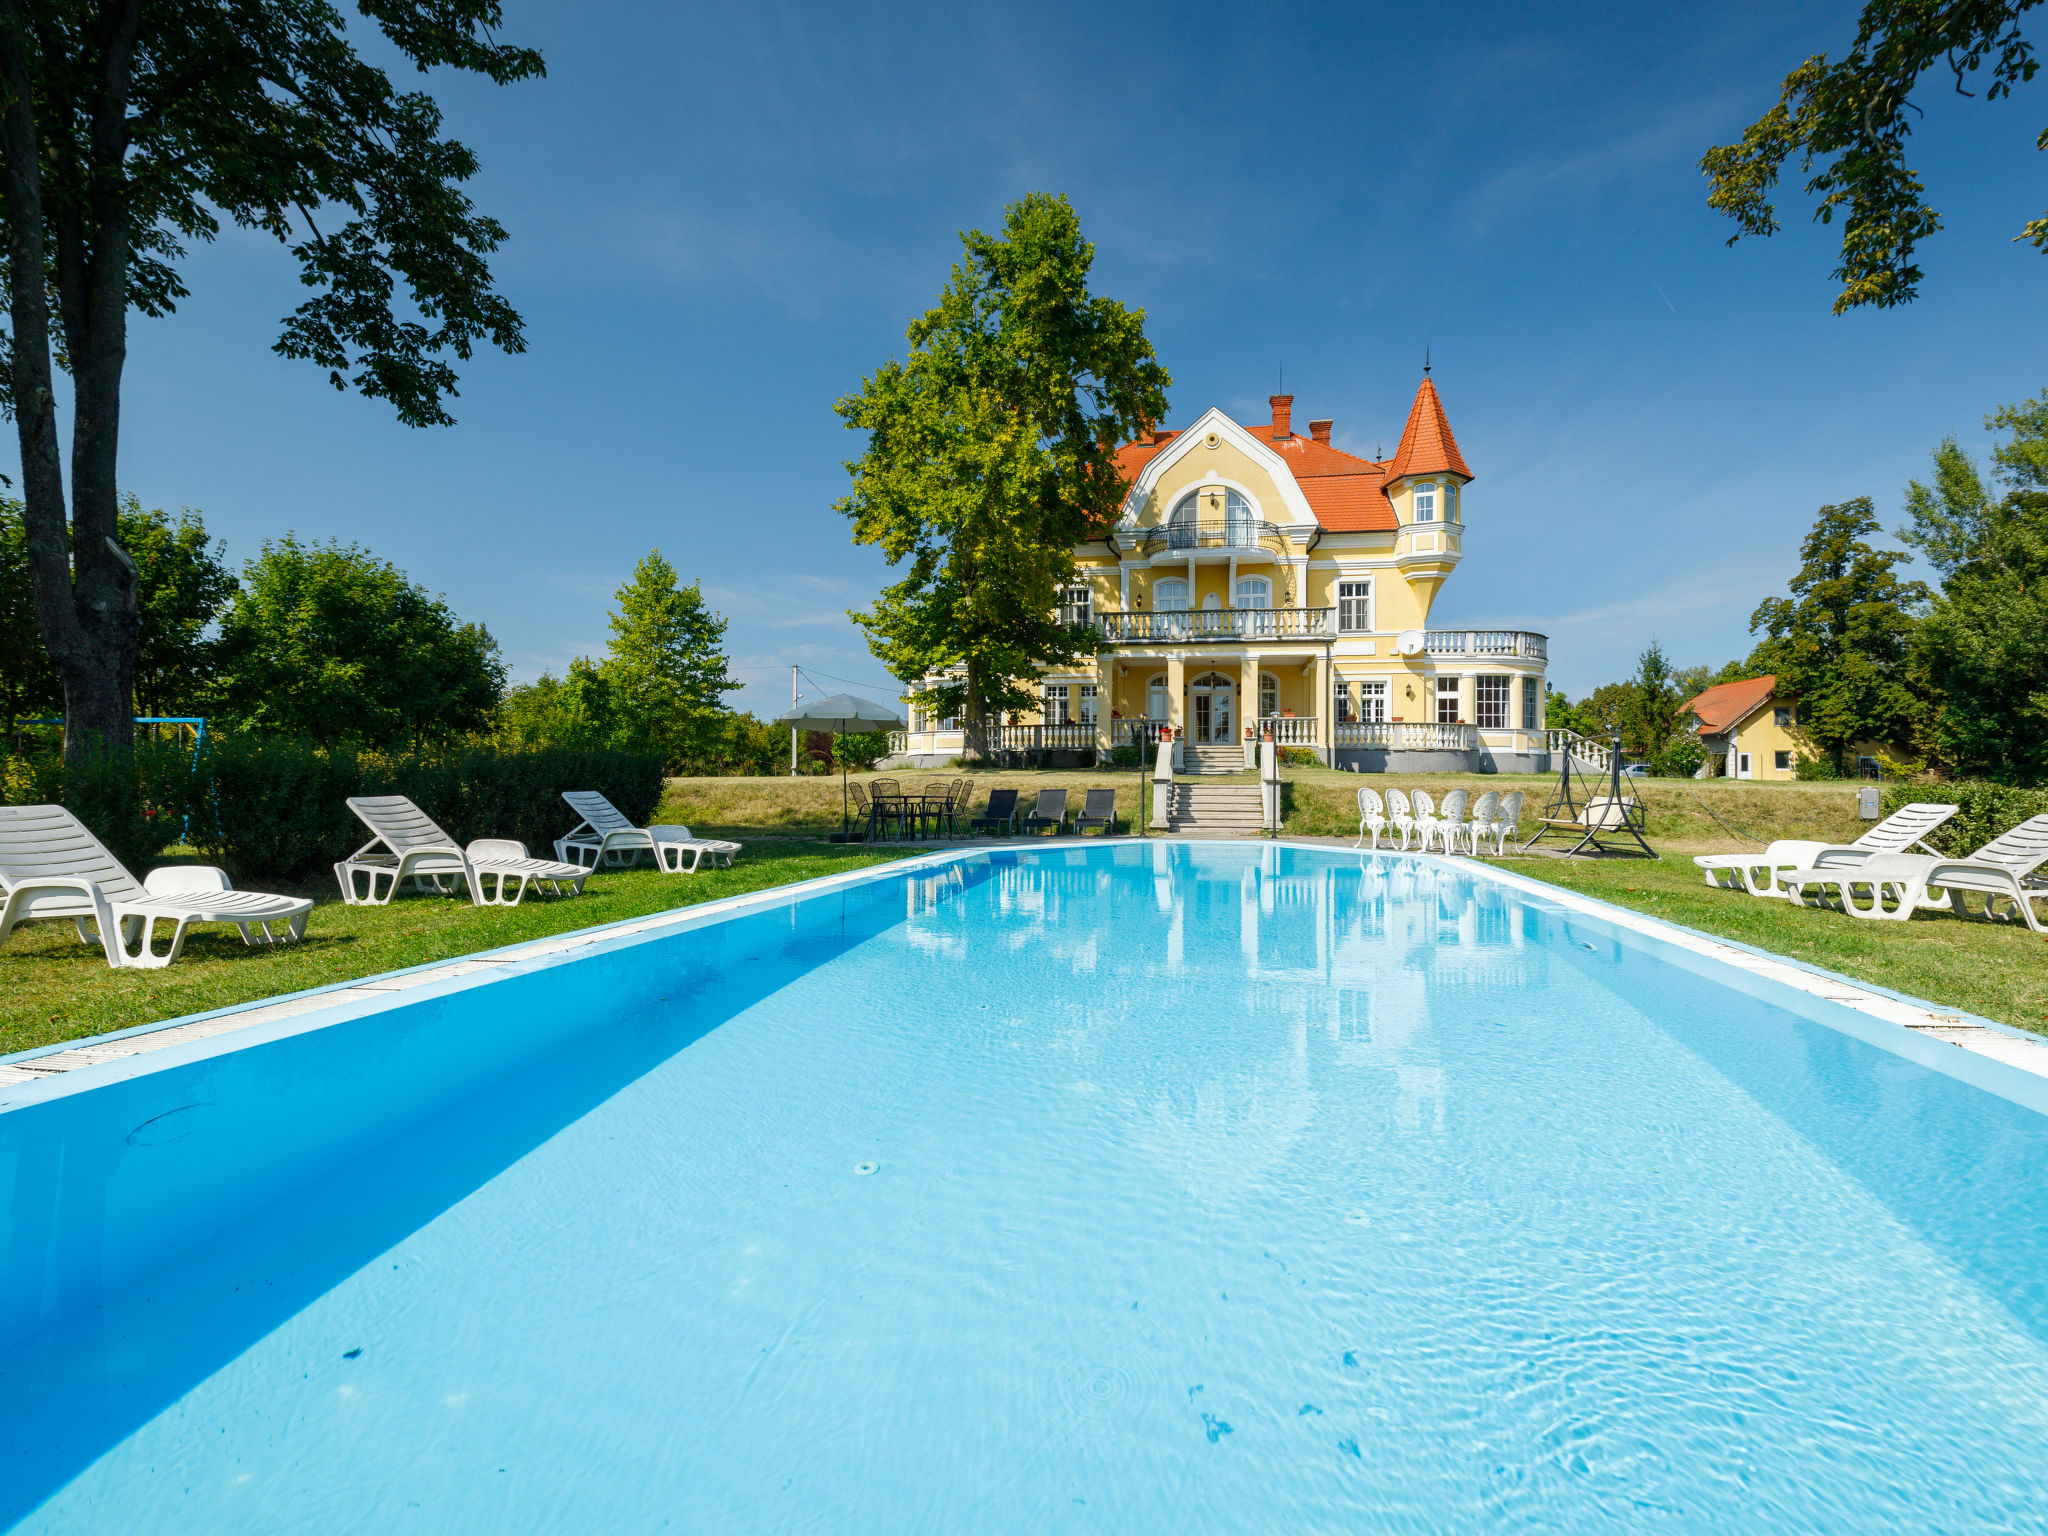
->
[0,842,913,1057]
[1479,850,2048,1035]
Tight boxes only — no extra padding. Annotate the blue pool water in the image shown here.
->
[6,843,2048,1532]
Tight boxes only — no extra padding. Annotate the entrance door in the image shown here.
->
[1189,673,1235,744]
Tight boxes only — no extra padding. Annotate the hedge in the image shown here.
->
[190,739,666,885]
[1879,781,2048,858]
[1,740,194,874]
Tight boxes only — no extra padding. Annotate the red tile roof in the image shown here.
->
[1110,378,1469,533]
[1684,675,1779,736]
[1383,377,1472,483]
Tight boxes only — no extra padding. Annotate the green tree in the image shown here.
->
[601,551,739,772]
[213,536,504,746]
[1,498,62,728]
[0,3,542,762]
[497,656,618,751]
[1749,499,1927,772]
[1575,682,1636,743]
[1904,392,2048,779]
[1619,640,1682,761]
[1702,2,2046,314]
[835,192,1170,740]
[122,498,237,717]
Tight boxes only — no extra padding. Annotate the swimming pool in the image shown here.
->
[5,842,2048,1531]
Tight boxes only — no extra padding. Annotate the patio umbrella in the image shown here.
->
[776,693,907,836]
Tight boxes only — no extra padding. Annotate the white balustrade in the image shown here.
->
[1333,721,1477,751]
[1260,716,1319,746]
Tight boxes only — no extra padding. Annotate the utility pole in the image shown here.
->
[790,665,801,776]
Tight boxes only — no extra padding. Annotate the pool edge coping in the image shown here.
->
[4,839,2042,1105]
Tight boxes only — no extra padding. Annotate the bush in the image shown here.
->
[1648,738,1705,779]
[1880,780,2048,858]
[1,740,192,873]
[1107,745,1143,769]
[1279,747,1321,767]
[1794,755,1844,781]
[191,738,664,884]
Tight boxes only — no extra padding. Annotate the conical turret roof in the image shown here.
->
[1383,376,1472,483]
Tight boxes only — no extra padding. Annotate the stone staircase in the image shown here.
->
[1181,744,1248,775]
[1166,782,1267,836]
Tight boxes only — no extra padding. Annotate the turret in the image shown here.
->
[1382,374,1472,621]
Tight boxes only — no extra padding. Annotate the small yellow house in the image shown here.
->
[893,375,1553,773]
[1682,674,1889,779]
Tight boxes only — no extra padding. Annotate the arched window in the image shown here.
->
[1444,481,1460,523]
[1224,488,1255,548]
[1146,674,1170,720]
[1153,578,1189,612]
[1234,575,1271,609]
[1168,491,1200,550]
[1414,482,1438,523]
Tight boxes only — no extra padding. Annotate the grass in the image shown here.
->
[1476,849,2048,1036]
[0,842,913,1057]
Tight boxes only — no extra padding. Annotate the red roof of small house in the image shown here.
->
[1114,382,1476,533]
[1684,675,1780,736]
[1382,376,1473,483]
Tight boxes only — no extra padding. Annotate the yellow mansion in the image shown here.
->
[893,376,1552,773]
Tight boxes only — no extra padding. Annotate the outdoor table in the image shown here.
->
[870,792,947,840]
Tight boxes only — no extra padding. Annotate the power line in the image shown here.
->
[797,664,903,698]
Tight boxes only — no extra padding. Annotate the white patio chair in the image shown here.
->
[1488,791,1525,855]
[1694,802,1957,899]
[555,789,740,874]
[1465,791,1501,855]
[1426,789,1468,854]
[335,795,590,907]
[1354,787,1388,850]
[1385,789,1416,851]
[1782,813,2048,925]
[0,803,311,969]
[1410,790,1436,853]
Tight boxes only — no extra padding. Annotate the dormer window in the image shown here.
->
[1414,482,1438,523]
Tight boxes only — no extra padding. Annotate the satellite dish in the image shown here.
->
[1396,630,1425,657]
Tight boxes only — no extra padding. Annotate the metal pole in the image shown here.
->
[790,665,800,777]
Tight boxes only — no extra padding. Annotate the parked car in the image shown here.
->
[1618,763,1649,779]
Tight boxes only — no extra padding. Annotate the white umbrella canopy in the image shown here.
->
[777,693,908,836]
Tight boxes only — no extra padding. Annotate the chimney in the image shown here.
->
[1269,394,1293,439]
[1309,419,1332,445]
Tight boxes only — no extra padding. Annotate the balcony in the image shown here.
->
[1131,517,1295,560]
[1424,629,1547,661]
[1094,607,1335,644]
[1334,721,1478,750]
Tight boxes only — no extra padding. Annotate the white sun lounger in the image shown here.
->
[1782,813,2048,926]
[1694,801,1958,898]
[335,796,589,907]
[553,790,740,874]
[0,803,311,968]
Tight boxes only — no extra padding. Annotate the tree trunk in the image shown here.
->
[0,0,142,764]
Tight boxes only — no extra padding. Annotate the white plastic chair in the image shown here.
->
[1694,802,1957,898]
[0,804,311,969]
[555,790,740,873]
[1783,814,2048,925]
[1465,791,1500,855]
[1386,789,1415,851]
[1410,789,1436,852]
[336,796,590,907]
[1354,787,1388,850]
[1426,789,1468,854]
[1489,791,1525,855]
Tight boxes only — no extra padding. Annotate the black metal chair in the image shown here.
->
[848,781,877,841]
[1022,788,1069,835]
[970,788,1019,836]
[1073,787,1119,835]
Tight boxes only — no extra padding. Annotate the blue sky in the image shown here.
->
[71,0,2048,713]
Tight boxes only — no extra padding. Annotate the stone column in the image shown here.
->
[1314,650,1332,765]
[1241,650,1260,769]
[1094,651,1116,757]
[1166,653,1187,772]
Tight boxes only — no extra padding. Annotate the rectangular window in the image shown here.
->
[1436,676,1462,724]
[1358,681,1388,722]
[1773,706,1792,728]
[1079,684,1098,726]
[1774,750,1791,771]
[1337,579,1372,632]
[1059,585,1092,628]
[1521,676,1539,730]
[1414,483,1437,523]
[1445,482,1460,523]
[1334,683,1352,722]
[1475,674,1510,729]
[1042,683,1069,725]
